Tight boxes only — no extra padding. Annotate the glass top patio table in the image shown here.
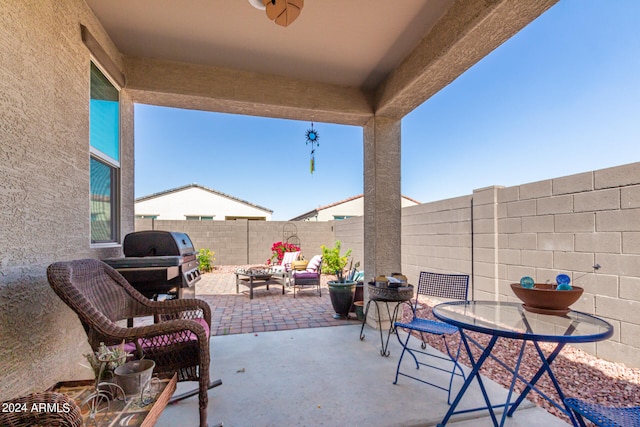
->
[432,301,614,427]
[432,300,613,343]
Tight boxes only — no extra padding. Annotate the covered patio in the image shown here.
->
[5,1,638,426]
[1,0,563,399]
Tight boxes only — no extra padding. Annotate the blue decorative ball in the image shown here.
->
[556,274,572,290]
[520,276,535,289]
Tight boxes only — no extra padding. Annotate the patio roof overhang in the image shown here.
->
[84,0,558,276]
[86,0,558,125]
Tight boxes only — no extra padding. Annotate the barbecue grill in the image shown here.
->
[103,231,201,299]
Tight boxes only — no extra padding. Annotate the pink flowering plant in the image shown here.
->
[266,241,301,265]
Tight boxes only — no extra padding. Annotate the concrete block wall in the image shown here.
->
[334,217,365,274]
[135,219,334,265]
[382,162,640,367]
[137,219,250,265]
[135,163,640,366]
[473,186,502,300]
[400,195,473,288]
[494,163,640,366]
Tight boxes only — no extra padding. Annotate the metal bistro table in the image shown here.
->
[432,301,613,427]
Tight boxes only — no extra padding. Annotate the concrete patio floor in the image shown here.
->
[155,271,570,427]
[156,325,570,427]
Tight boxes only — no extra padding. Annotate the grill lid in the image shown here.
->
[103,255,181,269]
[123,231,196,257]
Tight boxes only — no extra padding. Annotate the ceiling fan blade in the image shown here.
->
[264,0,304,27]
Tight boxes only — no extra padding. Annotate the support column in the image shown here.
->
[363,116,402,330]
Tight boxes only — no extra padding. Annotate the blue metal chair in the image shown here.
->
[565,398,640,427]
[393,271,469,404]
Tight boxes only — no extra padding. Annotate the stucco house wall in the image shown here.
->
[135,184,273,220]
[0,0,134,400]
[317,196,366,221]
[293,194,419,221]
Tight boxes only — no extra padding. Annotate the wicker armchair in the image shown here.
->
[0,391,83,426]
[47,259,218,427]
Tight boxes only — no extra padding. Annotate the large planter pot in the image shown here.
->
[350,282,364,313]
[328,280,356,319]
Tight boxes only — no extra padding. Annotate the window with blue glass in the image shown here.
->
[90,61,120,244]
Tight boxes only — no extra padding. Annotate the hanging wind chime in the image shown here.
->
[305,122,319,174]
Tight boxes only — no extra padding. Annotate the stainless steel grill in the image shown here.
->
[103,231,201,299]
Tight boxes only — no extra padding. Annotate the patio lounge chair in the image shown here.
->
[393,271,469,404]
[269,251,300,287]
[565,397,640,427]
[291,255,322,297]
[46,259,220,427]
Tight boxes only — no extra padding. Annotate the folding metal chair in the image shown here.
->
[565,398,640,427]
[393,271,469,404]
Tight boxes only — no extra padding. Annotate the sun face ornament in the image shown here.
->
[305,123,319,174]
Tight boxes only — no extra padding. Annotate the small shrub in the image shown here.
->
[321,240,352,282]
[198,248,215,272]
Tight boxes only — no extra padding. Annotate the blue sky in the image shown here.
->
[135,1,639,220]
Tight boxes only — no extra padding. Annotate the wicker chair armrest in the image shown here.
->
[146,298,212,327]
[117,318,209,360]
[109,318,208,342]
[0,391,83,427]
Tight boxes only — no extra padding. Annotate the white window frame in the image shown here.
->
[90,57,122,248]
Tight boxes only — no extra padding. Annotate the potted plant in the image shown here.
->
[84,342,130,384]
[321,241,356,319]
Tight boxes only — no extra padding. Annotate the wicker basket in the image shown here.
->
[368,283,414,301]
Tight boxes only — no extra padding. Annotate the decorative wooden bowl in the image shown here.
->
[510,283,584,315]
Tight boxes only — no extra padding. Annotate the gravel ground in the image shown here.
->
[400,296,640,424]
[209,265,640,423]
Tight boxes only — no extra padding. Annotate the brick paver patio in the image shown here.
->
[196,267,360,336]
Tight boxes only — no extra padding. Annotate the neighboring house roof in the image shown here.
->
[289,194,420,221]
[136,183,273,214]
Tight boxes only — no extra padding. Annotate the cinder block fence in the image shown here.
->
[137,161,640,367]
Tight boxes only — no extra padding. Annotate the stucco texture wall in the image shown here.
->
[314,196,418,221]
[0,0,134,400]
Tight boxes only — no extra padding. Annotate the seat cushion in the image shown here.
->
[293,271,319,280]
[122,317,210,354]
